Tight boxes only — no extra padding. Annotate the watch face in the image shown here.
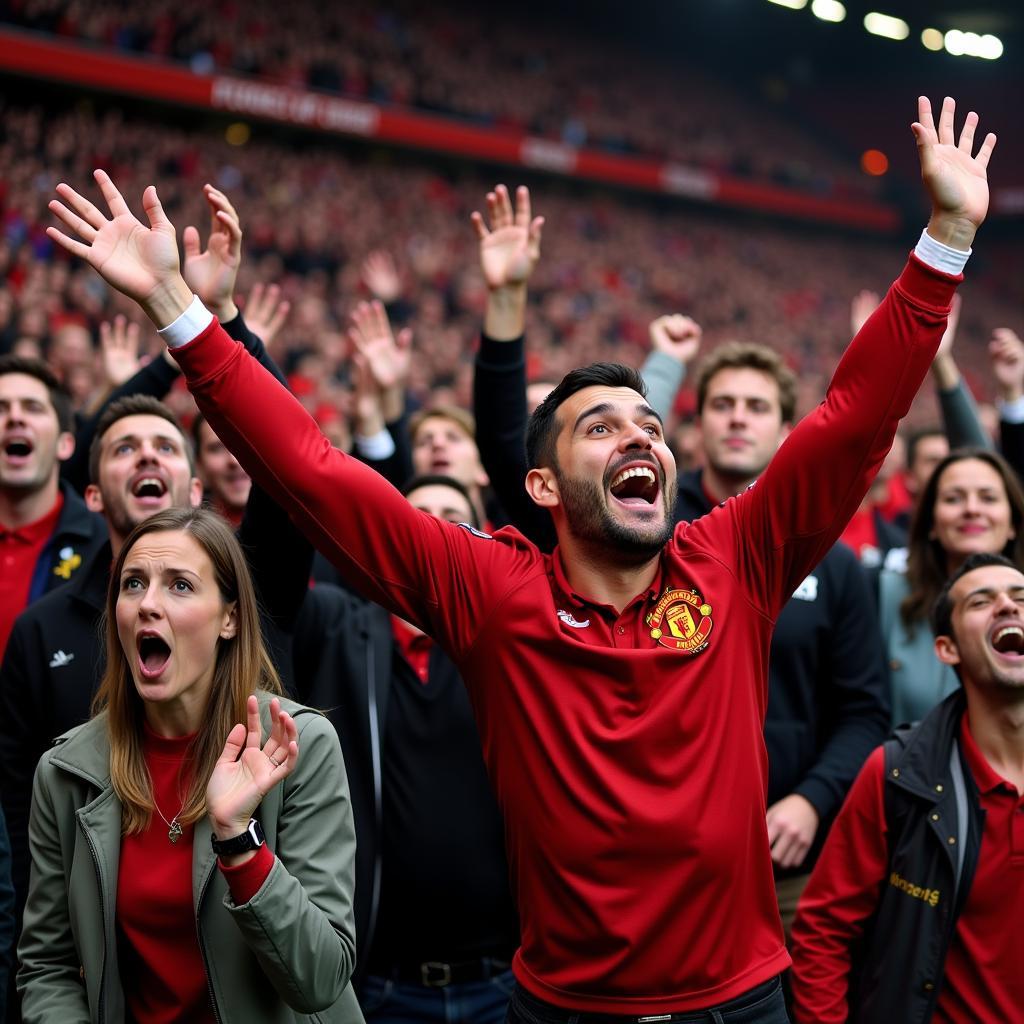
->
[212,818,265,855]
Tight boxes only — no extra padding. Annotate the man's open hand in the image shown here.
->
[913,96,996,251]
[47,169,192,326]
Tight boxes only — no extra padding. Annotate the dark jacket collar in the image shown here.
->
[890,689,966,800]
[68,539,114,614]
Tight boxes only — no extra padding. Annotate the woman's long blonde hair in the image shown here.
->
[92,507,283,834]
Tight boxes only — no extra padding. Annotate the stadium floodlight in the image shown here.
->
[766,0,808,10]
[944,29,967,55]
[920,28,944,51]
[864,12,910,40]
[978,33,1003,59]
[811,0,846,23]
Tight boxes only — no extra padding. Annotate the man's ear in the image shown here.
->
[188,476,204,508]
[84,483,105,515]
[934,634,961,668]
[526,467,559,509]
[56,431,76,463]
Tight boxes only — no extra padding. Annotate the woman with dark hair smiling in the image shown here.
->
[879,446,1024,725]
[17,507,363,1023]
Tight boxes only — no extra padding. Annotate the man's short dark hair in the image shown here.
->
[695,342,797,424]
[526,363,648,470]
[0,354,74,433]
[930,552,1019,639]
[88,395,193,484]
[905,426,946,471]
[401,473,480,530]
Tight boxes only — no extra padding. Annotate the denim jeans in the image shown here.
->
[504,976,790,1024]
[360,966,515,1024]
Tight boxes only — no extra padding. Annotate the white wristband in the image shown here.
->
[914,229,971,276]
[997,396,1024,425]
[354,429,396,461]
[157,295,214,349]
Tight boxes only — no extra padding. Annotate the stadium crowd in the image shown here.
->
[0,7,1022,1018]
[1,97,1021,444]
[1,0,882,198]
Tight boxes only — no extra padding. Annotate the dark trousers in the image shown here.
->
[505,976,790,1024]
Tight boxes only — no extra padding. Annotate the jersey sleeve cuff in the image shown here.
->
[915,229,971,276]
[157,294,215,348]
[355,428,397,461]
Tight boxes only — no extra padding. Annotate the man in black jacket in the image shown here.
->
[791,552,1024,1023]
[292,473,518,1023]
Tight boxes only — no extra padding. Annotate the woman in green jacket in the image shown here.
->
[17,506,364,1023]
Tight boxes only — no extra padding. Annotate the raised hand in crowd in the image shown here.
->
[929,293,963,391]
[471,184,544,340]
[849,289,879,337]
[98,313,141,388]
[348,299,412,424]
[989,327,1024,403]
[913,95,996,248]
[648,314,702,367]
[47,171,193,328]
[182,184,243,323]
[241,282,291,348]
[361,250,402,305]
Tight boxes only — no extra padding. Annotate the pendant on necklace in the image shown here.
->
[168,820,183,844]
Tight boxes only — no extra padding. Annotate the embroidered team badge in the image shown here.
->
[52,546,82,580]
[646,587,713,654]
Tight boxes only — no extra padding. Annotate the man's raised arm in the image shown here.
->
[46,172,533,656]
[691,96,997,618]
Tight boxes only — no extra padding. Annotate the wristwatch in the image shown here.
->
[210,818,265,857]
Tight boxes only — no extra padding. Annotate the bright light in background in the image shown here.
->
[977,33,1003,59]
[811,0,846,24]
[860,149,889,176]
[225,122,251,146]
[920,28,944,51]
[864,12,910,40]
[766,0,808,9]
[944,29,1004,59]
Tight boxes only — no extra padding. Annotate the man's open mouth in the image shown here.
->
[137,633,172,677]
[2,437,33,460]
[609,466,659,506]
[990,624,1024,657]
[131,476,168,500]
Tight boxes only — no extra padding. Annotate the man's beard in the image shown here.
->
[554,465,675,561]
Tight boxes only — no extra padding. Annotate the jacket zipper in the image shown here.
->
[363,634,384,961]
[78,822,106,1024]
[196,867,224,1023]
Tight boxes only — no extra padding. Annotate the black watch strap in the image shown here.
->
[210,818,265,856]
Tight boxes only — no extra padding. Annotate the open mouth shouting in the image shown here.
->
[2,435,34,466]
[608,461,661,508]
[989,621,1024,661]
[137,630,172,679]
[129,471,169,507]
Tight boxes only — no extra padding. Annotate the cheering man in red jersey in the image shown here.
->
[46,97,995,1024]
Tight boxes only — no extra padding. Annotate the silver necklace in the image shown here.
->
[153,796,186,843]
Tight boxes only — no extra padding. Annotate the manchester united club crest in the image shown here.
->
[646,587,713,654]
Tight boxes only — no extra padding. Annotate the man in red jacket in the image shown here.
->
[46,96,995,1023]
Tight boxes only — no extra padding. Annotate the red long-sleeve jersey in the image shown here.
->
[173,256,956,1015]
